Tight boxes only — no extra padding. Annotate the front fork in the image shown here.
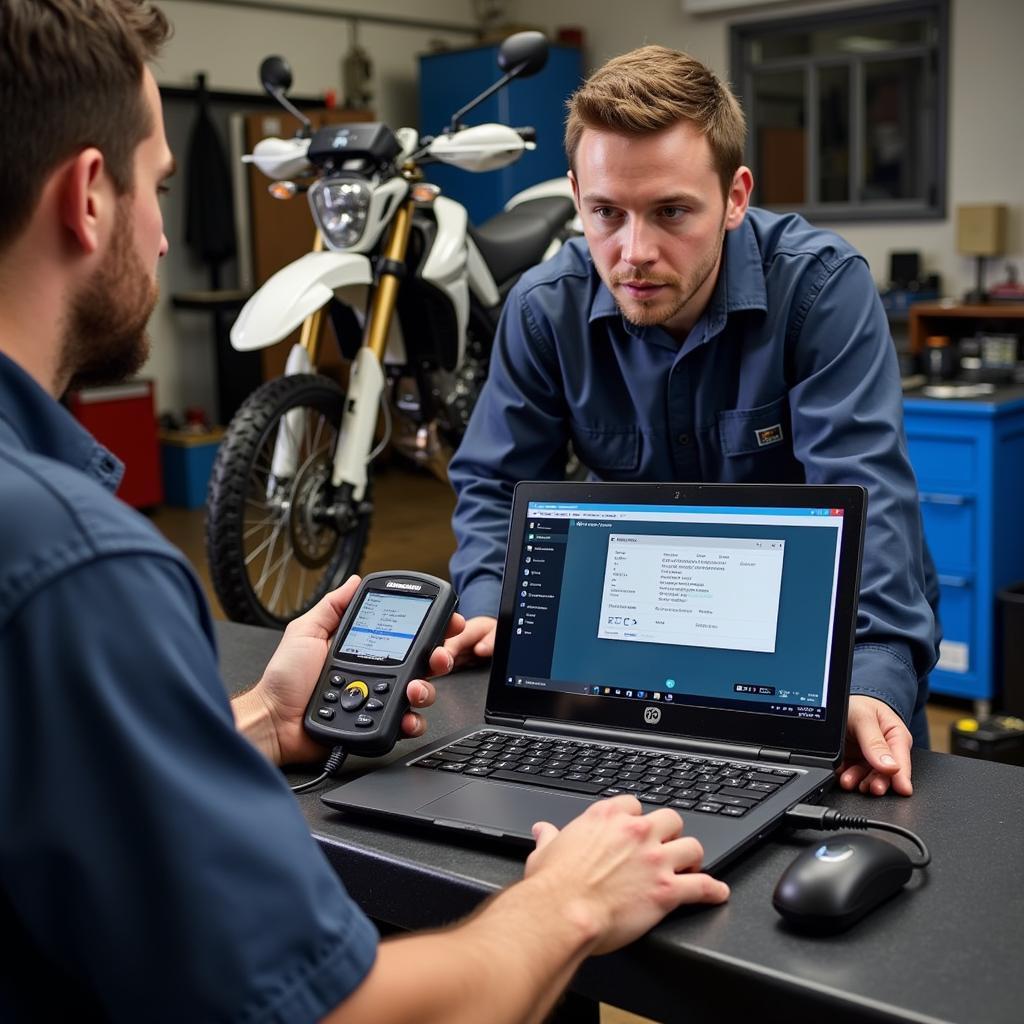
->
[268,193,415,522]
[331,193,416,509]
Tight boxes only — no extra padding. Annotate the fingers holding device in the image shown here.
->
[303,571,458,757]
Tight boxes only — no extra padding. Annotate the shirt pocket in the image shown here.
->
[720,397,790,462]
[570,424,641,477]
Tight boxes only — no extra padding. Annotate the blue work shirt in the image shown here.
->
[449,208,938,740]
[0,352,377,1022]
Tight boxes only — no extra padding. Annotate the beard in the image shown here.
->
[609,216,727,331]
[60,200,158,392]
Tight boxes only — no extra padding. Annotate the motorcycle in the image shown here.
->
[205,31,576,628]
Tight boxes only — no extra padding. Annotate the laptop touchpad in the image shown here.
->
[418,781,592,837]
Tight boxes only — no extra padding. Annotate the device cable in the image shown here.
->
[290,744,348,794]
[784,803,931,868]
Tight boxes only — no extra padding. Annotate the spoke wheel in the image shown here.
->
[206,374,371,628]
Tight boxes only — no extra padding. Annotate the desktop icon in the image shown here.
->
[653,692,661,701]
[626,690,633,698]
[665,678,676,689]
[636,691,646,699]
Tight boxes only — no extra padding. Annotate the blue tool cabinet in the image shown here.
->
[418,43,583,225]
[903,391,1024,711]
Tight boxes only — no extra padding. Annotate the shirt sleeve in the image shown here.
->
[0,553,378,1023]
[786,255,938,724]
[448,284,571,618]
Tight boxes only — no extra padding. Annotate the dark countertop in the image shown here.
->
[218,620,1024,1024]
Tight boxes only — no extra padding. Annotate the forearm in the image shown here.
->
[328,877,599,1024]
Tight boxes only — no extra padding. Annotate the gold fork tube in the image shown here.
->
[363,198,415,362]
[298,231,326,362]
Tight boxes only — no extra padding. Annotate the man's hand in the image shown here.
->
[444,614,496,669]
[838,694,913,797]
[234,576,464,765]
[524,796,729,954]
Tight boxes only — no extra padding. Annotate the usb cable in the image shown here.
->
[290,744,348,794]
[784,803,931,869]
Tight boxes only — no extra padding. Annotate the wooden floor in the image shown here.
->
[149,461,967,1024]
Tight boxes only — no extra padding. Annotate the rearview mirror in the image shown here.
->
[259,55,293,97]
[497,31,548,79]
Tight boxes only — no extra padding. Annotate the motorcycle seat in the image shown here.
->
[469,196,576,290]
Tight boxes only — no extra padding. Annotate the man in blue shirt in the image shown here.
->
[0,6,728,1021]
[448,46,938,799]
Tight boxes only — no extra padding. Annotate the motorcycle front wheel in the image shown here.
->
[205,373,371,628]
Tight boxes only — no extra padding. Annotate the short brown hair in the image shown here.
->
[565,45,746,196]
[0,0,171,252]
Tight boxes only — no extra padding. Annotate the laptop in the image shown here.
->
[323,481,866,873]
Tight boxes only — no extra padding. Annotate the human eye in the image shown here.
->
[591,206,620,221]
[660,205,687,221]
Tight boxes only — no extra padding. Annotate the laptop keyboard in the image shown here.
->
[410,730,797,817]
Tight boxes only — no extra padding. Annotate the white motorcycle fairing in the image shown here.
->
[419,196,471,364]
[230,251,373,352]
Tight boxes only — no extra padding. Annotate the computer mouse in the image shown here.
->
[772,832,914,933]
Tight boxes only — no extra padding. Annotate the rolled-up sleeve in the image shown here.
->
[786,256,937,723]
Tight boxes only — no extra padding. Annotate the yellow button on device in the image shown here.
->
[955,718,979,733]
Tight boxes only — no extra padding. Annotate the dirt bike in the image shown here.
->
[206,31,576,628]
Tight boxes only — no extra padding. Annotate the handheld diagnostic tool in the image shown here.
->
[304,571,457,756]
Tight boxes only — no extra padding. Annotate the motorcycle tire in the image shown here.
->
[206,373,371,629]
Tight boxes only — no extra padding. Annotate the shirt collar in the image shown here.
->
[587,214,768,349]
[0,351,124,492]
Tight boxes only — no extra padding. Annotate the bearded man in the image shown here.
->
[0,7,732,1021]
[446,45,940,799]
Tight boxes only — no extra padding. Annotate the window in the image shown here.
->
[730,0,948,221]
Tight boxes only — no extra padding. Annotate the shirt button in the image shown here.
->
[676,433,690,446]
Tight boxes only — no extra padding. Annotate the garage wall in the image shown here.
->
[513,0,1024,297]
[148,0,476,419]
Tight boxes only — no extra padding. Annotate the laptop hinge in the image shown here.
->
[486,712,527,727]
[758,747,793,764]
[789,753,836,769]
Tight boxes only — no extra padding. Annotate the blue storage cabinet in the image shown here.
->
[418,43,583,225]
[903,392,1024,710]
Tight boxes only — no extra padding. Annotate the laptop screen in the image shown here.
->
[488,482,865,759]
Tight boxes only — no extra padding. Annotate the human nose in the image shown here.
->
[621,216,657,269]
[159,232,169,259]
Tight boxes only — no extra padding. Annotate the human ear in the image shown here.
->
[724,166,753,229]
[568,169,581,214]
[57,148,109,255]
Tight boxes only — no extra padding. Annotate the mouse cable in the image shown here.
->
[784,803,931,868]
[290,744,348,794]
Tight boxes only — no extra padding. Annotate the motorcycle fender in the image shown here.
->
[466,236,499,309]
[332,347,384,501]
[421,196,469,348]
[230,252,373,351]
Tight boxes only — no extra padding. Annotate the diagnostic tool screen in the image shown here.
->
[338,591,433,664]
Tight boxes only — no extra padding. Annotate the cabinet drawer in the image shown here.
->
[906,434,977,489]
[934,575,974,675]
[918,493,975,573]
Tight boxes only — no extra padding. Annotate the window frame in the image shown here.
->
[729,0,949,222]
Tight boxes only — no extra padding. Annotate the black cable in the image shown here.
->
[784,803,931,868]
[290,744,348,794]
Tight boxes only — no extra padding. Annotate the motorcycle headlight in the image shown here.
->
[308,176,372,249]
